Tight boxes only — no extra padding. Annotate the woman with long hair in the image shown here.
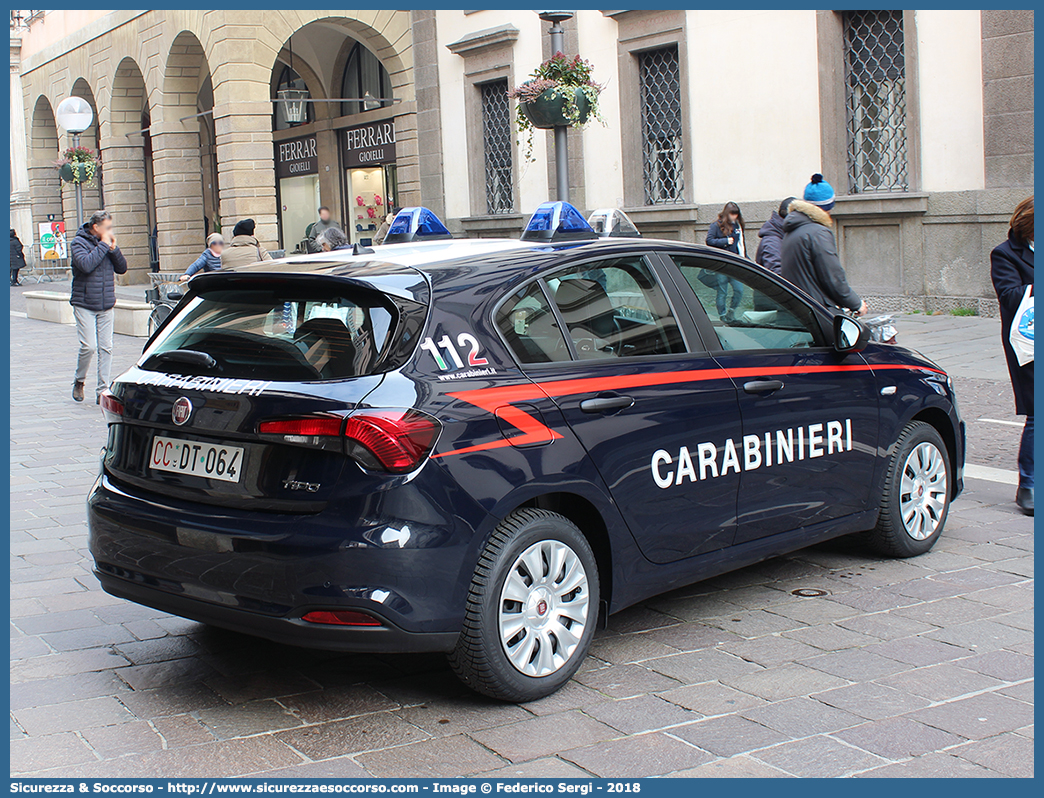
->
[705,201,747,321]
[990,197,1034,514]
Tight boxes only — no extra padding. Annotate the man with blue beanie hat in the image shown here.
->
[781,174,867,316]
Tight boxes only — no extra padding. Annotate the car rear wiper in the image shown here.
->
[143,349,218,370]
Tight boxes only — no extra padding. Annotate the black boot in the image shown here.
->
[1016,486,1034,516]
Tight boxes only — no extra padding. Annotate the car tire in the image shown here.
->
[868,421,951,558]
[448,508,599,702]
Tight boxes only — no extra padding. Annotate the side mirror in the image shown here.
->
[834,314,871,353]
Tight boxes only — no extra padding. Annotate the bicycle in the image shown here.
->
[146,273,185,336]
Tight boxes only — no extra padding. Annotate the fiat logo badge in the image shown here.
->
[172,397,193,426]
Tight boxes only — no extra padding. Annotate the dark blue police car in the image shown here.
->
[89,203,964,701]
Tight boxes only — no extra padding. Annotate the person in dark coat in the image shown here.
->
[755,197,795,276]
[70,210,128,403]
[704,201,747,321]
[10,228,27,286]
[990,197,1034,514]
[781,175,867,316]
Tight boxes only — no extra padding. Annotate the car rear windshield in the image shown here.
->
[142,284,425,382]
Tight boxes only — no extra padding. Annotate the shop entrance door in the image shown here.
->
[347,166,386,246]
[279,175,321,254]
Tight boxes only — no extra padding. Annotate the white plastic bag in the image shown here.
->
[1009,285,1034,366]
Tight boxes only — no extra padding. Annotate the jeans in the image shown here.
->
[714,275,745,318]
[73,306,114,398]
[1018,415,1034,489]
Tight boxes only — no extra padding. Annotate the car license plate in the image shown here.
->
[150,436,243,483]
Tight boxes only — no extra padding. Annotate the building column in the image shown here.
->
[210,61,278,251]
[150,119,206,270]
[9,35,34,245]
[98,136,151,278]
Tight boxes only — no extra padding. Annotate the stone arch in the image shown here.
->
[103,57,153,276]
[153,30,215,268]
[28,96,64,257]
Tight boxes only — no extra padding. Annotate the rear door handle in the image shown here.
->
[743,379,784,394]
[580,394,635,414]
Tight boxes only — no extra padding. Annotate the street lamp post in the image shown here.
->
[539,10,574,203]
[55,96,95,228]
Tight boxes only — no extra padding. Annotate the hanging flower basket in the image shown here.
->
[54,146,100,186]
[520,86,592,129]
[509,53,603,163]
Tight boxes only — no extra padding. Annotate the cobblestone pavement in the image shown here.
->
[9,294,1033,778]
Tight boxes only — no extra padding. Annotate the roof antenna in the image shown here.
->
[352,242,374,256]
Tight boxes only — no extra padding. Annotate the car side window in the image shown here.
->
[670,255,825,351]
[545,257,685,359]
[495,281,571,363]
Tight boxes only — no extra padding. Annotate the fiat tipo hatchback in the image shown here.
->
[89,204,964,701]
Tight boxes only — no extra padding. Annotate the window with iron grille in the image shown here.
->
[481,79,514,215]
[843,10,908,193]
[638,46,684,205]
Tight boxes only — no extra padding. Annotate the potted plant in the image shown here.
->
[54,146,101,185]
[509,52,603,162]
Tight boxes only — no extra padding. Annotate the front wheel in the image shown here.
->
[868,421,951,557]
[449,508,599,702]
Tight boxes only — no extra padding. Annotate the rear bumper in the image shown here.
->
[88,473,471,652]
[96,569,458,653]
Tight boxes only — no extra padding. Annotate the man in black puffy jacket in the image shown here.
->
[781,175,867,316]
[755,197,794,275]
[69,210,127,403]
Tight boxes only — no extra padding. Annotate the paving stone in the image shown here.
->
[724,635,823,667]
[256,758,369,778]
[474,757,593,778]
[752,734,885,778]
[670,755,792,778]
[42,624,136,652]
[10,731,98,775]
[279,685,398,724]
[645,648,762,685]
[671,715,788,757]
[356,734,504,778]
[519,680,610,716]
[894,596,1005,627]
[575,662,682,698]
[276,713,429,759]
[150,714,217,748]
[924,617,1033,650]
[813,682,930,720]
[563,731,712,777]
[588,632,681,664]
[704,609,806,638]
[801,648,911,681]
[584,694,700,734]
[396,694,531,736]
[10,648,130,682]
[116,681,228,719]
[132,736,305,778]
[739,696,864,736]
[951,733,1035,777]
[996,680,1033,704]
[657,681,768,716]
[834,716,965,760]
[863,636,971,666]
[877,663,1004,702]
[470,711,617,764]
[782,623,879,652]
[642,622,744,652]
[839,612,937,640]
[13,695,135,736]
[905,691,1034,740]
[955,648,1034,682]
[856,752,997,778]
[722,662,849,702]
[81,720,165,758]
[764,597,863,625]
[197,699,304,739]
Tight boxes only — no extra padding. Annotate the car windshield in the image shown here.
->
[142,286,423,382]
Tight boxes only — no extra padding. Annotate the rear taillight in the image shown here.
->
[344,410,440,473]
[257,409,440,472]
[301,610,382,627]
[100,390,124,423]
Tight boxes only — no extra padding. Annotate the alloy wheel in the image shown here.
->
[899,441,948,540]
[498,539,590,677]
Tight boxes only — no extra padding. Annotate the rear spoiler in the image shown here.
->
[190,264,430,304]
